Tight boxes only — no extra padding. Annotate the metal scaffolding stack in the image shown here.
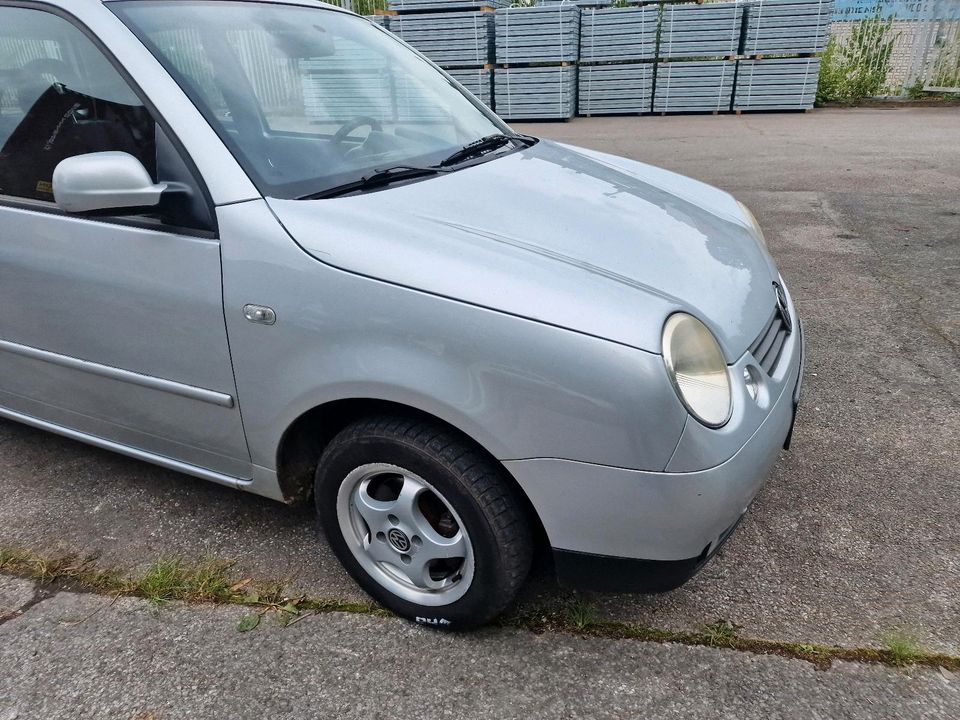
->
[743,0,833,56]
[658,2,745,59]
[539,0,613,7]
[579,6,657,63]
[494,4,580,65]
[362,0,835,117]
[494,5,580,119]
[302,50,392,121]
[446,66,494,105]
[733,56,821,110]
[653,59,737,113]
[650,2,745,114]
[735,0,833,111]
[577,6,657,115]
[579,62,655,115]
[494,65,578,119]
[381,3,497,108]
[387,0,508,11]
[390,11,495,68]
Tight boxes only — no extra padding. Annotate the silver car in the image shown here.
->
[0,0,803,627]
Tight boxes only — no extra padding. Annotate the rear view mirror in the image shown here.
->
[53,151,167,213]
[257,12,336,59]
[274,26,336,59]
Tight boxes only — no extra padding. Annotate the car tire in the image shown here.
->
[315,415,532,629]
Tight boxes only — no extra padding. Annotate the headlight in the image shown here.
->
[662,313,732,428]
[737,200,766,247]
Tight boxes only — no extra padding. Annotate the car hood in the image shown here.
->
[267,140,780,358]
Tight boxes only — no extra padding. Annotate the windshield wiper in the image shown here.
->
[438,133,533,168]
[299,134,538,200]
[299,165,445,200]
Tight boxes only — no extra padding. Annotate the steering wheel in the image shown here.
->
[331,116,383,151]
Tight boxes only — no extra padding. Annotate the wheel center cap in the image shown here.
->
[387,528,411,553]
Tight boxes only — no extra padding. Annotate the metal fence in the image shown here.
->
[832,0,960,94]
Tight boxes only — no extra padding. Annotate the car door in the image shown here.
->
[0,5,250,479]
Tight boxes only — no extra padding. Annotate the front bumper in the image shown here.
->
[552,514,745,593]
[503,320,804,592]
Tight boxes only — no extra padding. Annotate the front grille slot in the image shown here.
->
[749,308,788,376]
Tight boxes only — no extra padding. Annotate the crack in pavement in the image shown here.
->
[819,191,960,367]
[2,564,958,673]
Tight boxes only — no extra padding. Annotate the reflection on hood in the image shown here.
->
[267,139,778,358]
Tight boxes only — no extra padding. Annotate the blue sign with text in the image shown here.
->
[833,0,954,21]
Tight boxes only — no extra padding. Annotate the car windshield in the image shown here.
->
[112,1,512,199]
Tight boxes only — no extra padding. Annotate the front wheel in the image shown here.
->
[315,416,533,628]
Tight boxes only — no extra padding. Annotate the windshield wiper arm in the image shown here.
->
[299,165,444,200]
[438,133,528,168]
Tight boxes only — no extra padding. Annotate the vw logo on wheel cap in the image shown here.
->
[387,528,411,553]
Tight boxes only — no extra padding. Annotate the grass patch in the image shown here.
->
[138,558,190,604]
[699,619,740,647]
[0,546,119,589]
[882,630,923,668]
[2,545,957,672]
[566,596,598,630]
[136,557,236,605]
[0,545,384,626]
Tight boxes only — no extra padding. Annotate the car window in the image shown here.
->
[113,2,510,200]
[0,7,156,203]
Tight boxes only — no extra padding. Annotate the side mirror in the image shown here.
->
[53,151,167,214]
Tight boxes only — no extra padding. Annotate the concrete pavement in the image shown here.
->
[1,581,957,719]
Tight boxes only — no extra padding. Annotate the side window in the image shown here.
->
[0,7,155,203]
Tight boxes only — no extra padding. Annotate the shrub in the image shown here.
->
[817,2,897,104]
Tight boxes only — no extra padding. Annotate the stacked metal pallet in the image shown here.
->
[494,5,580,119]
[302,42,461,123]
[494,4,580,64]
[658,2,745,59]
[539,0,613,7]
[653,60,737,113]
[579,63,654,115]
[302,50,393,122]
[733,57,820,110]
[651,1,743,113]
[578,6,657,115]
[742,0,833,56]
[494,65,577,119]
[387,0,508,11]
[735,0,832,111]
[394,74,452,120]
[446,66,494,104]
[579,6,657,63]
[384,4,496,108]
[390,12,494,68]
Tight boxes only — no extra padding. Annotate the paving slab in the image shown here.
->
[0,587,957,720]
[0,576,35,620]
[0,108,958,654]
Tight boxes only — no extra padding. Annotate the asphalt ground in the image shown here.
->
[1,106,959,718]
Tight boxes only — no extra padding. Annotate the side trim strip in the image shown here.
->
[0,338,235,408]
[0,404,251,489]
